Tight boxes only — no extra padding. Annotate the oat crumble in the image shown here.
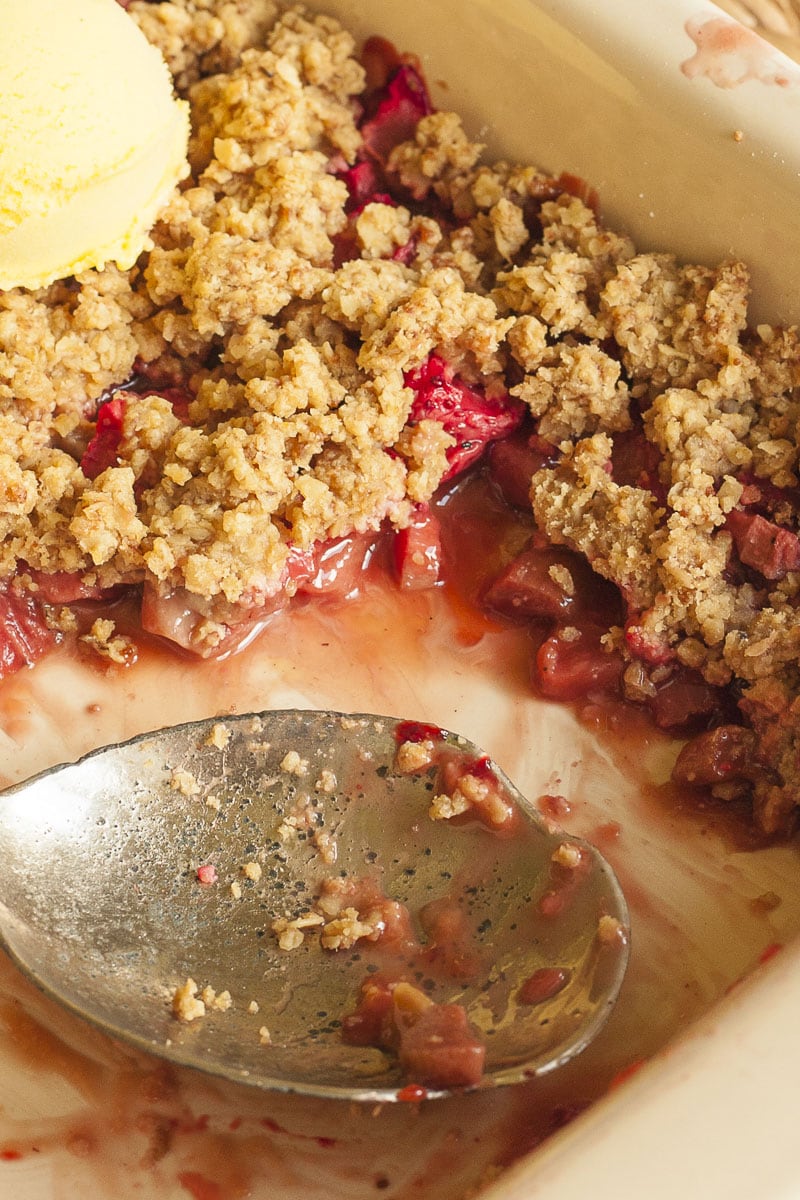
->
[171,975,232,1021]
[204,721,231,749]
[1,0,800,831]
[169,767,202,796]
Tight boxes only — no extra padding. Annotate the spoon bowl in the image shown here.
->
[0,710,629,1101]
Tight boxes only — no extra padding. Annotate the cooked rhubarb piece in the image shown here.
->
[726,509,800,580]
[483,543,621,625]
[488,431,558,509]
[397,1002,485,1090]
[342,977,486,1090]
[534,625,624,702]
[0,589,56,679]
[673,725,759,788]
[393,505,442,590]
[649,668,730,732]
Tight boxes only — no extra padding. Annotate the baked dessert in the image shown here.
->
[1,0,798,835]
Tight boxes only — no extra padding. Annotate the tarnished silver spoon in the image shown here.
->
[0,710,628,1102]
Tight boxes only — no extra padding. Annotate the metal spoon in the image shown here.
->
[0,710,628,1102]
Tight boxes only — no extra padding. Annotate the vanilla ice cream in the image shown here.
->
[0,0,190,291]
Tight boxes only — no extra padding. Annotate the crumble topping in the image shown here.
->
[2,0,800,830]
[78,617,137,665]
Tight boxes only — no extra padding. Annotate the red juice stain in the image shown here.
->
[397,1083,429,1102]
[178,1172,224,1200]
[395,720,444,744]
[609,1058,647,1089]
[538,793,572,820]
[538,889,566,919]
[593,820,622,845]
[259,1118,338,1147]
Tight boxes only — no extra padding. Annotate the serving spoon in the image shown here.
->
[0,710,629,1102]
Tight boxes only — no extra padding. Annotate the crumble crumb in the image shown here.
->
[429,787,471,821]
[339,717,368,731]
[319,907,383,950]
[551,842,583,869]
[314,768,337,793]
[259,1026,272,1046]
[172,977,205,1022]
[597,915,627,946]
[170,768,202,797]
[548,564,574,596]
[248,1000,260,1015]
[280,750,309,776]
[242,860,262,882]
[200,985,232,1011]
[204,722,231,749]
[395,738,436,774]
[271,910,325,951]
[79,618,137,665]
[312,828,338,864]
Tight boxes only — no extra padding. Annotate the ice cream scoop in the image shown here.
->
[0,0,189,291]
[0,710,629,1100]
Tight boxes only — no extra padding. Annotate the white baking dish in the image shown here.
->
[1,2,799,1196]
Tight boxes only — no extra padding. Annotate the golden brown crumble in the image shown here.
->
[171,976,232,1021]
[204,721,231,749]
[395,737,436,774]
[2,0,800,826]
[169,767,202,797]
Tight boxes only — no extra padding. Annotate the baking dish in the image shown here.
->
[1,1,800,1196]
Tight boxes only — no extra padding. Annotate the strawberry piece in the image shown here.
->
[624,621,674,666]
[360,63,433,163]
[81,387,192,482]
[405,356,526,480]
[394,720,444,743]
[80,396,126,479]
[340,159,383,208]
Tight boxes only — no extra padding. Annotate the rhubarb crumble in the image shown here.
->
[2,0,800,833]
